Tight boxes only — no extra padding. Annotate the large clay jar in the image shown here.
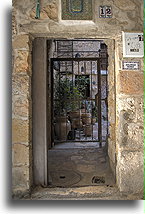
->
[84,124,92,136]
[69,111,81,120]
[92,117,96,125]
[81,113,92,125]
[72,118,83,129]
[55,116,71,141]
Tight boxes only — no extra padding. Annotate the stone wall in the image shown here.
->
[115,34,144,194]
[12,34,33,196]
[12,0,144,196]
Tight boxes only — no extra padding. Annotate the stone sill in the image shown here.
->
[14,185,143,200]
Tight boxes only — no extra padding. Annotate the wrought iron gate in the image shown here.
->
[51,57,108,146]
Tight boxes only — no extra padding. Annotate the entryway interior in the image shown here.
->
[47,39,115,187]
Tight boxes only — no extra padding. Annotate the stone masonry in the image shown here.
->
[12,0,144,198]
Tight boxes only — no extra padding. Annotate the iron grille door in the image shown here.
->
[51,58,108,147]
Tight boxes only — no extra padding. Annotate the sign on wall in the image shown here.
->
[99,6,112,18]
[122,32,144,57]
[122,61,140,70]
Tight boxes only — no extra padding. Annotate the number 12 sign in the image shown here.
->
[99,6,112,18]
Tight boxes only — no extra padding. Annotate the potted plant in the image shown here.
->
[54,76,83,139]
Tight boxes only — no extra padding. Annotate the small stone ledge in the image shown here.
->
[28,186,143,200]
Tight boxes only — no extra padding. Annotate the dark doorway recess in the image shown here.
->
[32,38,114,188]
[46,39,114,188]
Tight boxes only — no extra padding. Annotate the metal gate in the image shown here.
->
[51,57,108,147]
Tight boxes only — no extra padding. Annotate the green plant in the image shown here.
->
[92,106,98,121]
[54,76,83,115]
[75,75,90,98]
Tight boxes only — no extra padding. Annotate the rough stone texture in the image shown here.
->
[12,166,30,189]
[119,122,143,151]
[114,0,136,11]
[29,2,58,20]
[14,51,30,74]
[43,3,58,20]
[117,96,144,124]
[12,96,30,119]
[12,8,17,38]
[12,119,30,143]
[115,32,144,195]
[12,74,30,97]
[118,71,144,95]
[12,143,29,166]
[117,151,144,194]
[13,34,30,50]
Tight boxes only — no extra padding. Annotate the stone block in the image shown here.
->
[30,8,48,20]
[12,119,30,143]
[12,143,29,166]
[120,123,143,150]
[117,151,143,193]
[13,34,30,50]
[15,51,31,74]
[30,2,58,20]
[12,96,30,118]
[43,3,58,20]
[118,71,143,95]
[117,97,136,118]
[12,74,30,97]
[114,0,136,11]
[12,166,29,188]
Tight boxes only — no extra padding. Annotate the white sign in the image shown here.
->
[122,61,140,70]
[99,6,112,18]
[122,32,144,57]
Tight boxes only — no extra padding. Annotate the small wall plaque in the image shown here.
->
[122,32,144,57]
[62,0,93,20]
[99,6,112,18]
[122,61,140,70]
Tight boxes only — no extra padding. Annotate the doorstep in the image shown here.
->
[29,185,143,200]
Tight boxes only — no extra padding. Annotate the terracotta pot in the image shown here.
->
[69,111,82,120]
[81,112,91,118]
[81,113,92,124]
[84,125,92,136]
[92,118,96,125]
[72,118,83,129]
[82,117,91,124]
[55,116,71,141]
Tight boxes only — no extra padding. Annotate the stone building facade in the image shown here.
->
[12,0,144,199]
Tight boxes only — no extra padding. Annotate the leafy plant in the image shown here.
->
[54,76,83,115]
[75,75,90,98]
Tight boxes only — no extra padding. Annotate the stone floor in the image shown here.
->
[15,142,143,200]
[48,142,115,188]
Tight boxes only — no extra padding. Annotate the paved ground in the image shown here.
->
[48,142,114,187]
[14,142,143,200]
[18,142,143,200]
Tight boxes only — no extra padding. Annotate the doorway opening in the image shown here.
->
[47,39,114,187]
